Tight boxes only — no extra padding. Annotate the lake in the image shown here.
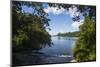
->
[39,36,77,58]
[30,36,77,64]
[14,36,77,66]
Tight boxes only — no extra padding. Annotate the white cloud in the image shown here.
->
[44,7,66,15]
[44,6,80,18]
[72,19,84,30]
[68,6,80,17]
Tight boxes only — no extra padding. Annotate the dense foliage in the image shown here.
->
[73,16,96,62]
[12,1,52,52]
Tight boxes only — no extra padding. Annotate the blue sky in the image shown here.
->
[47,13,77,35]
[22,3,84,35]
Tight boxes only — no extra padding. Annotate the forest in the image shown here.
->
[12,1,96,66]
[57,31,80,37]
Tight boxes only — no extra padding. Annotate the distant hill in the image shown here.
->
[57,31,80,37]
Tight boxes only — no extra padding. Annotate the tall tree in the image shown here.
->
[73,16,96,62]
[12,1,52,52]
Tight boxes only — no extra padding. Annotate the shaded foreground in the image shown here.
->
[12,36,77,66]
[13,52,76,66]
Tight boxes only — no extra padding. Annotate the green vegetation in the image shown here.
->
[73,16,96,62]
[12,1,52,52]
[57,31,80,37]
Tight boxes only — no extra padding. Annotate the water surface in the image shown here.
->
[15,36,77,66]
[39,36,77,58]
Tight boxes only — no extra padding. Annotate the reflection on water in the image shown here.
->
[39,36,77,57]
[14,36,77,66]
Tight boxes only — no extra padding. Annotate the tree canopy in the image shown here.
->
[12,1,52,52]
[48,3,96,21]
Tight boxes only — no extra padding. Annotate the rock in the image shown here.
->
[70,59,77,62]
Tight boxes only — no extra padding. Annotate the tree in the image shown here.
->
[12,1,52,52]
[73,16,96,62]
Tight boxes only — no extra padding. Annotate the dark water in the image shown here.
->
[14,36,77,66]
[39,36,77,58]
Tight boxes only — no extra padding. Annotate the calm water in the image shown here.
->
[15,36,77,65]
[39,36,77,57]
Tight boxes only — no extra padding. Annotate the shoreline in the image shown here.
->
[12,52,75,66]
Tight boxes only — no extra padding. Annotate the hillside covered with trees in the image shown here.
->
[57,31,80,37]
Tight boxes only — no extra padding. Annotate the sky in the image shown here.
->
[22,3,84,35]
